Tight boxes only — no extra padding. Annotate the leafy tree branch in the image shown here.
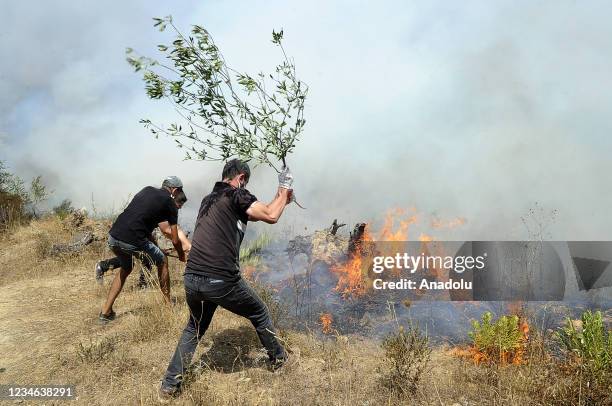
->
[127,16,308,172]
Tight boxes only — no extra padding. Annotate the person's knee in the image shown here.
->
[143,242,166,268]
[184,321,198,335]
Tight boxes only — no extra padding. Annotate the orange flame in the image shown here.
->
[331,209,417,297]
[431,217,467,229]
[332,253,366,297]
[330,208,464,298]
[375,208,417,241]
[320,313,333,334]
[418,233,434,242]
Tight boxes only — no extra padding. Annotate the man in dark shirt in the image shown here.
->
[160,159,294,396]
[99,176,187,322]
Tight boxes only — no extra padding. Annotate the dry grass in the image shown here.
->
[0,218,608,405]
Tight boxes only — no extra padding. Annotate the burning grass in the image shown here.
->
[1,217,609,405]
[329,208,461,298]
[330,208,415,298]
[320,313,333,334]
[331,252,367,297]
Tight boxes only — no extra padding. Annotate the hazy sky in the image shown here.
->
[2,0,612,239]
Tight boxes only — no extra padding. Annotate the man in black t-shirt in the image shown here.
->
[160,159,294,396]
[99,176,187,322]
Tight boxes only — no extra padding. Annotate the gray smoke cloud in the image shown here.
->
[2,0,612,239]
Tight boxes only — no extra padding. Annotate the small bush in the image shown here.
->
[469,312,525,364]
[240,233,271,280]
[320,334,347,372]
[557,310,611,383]
[0,191,26,231]
[34,232,53,259]
[77,336,117,363]
[240,233,271,265]
[381,325,431,396]
[53,199,74,220]
[0,162,50,230]
[523,311,612,406]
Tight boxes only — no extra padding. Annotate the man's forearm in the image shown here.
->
[171,234,185,259]
[168,224,186,261]
[266,188,289,221]
[178,229,191,252]
[173,241,185,256]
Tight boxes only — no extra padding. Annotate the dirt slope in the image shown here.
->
[1,218,600,405]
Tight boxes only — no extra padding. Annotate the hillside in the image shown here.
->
[0,217,609,405]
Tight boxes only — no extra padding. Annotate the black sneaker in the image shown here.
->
[95,262,105,284]
[98,310,116,324]
[158,385,180,402]
[269,348,299,372]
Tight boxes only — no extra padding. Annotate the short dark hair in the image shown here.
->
[222,159,250,182]
[174,190,187,205]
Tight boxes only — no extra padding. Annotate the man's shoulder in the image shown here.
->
[141,186,172,200]
[233,188,258,218]
[134,185,158,198]
[234,187,256,199]
[144,185,164,194]
[129,187,173,212]
[236,187,257,202]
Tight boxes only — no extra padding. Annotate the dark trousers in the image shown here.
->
[162,272,286,389]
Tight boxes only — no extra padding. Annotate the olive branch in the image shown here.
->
[126,16,308,173]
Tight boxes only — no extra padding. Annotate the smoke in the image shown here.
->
[2,0,612,239]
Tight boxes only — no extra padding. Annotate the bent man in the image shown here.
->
[160,159,294,397]
[99,176,187,322]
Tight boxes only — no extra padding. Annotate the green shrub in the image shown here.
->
[240,234,271,268]
[469,312,524,364]
[557,310,611,383]
[53,199,74,220]
[381,325,431,396]
[0,162,50,229]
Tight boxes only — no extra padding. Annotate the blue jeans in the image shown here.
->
[107,234,165,272]
[162,273,286,389]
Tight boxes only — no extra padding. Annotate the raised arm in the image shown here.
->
[247,188,291,224]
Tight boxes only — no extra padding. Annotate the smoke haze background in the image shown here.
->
[2,0,612,239]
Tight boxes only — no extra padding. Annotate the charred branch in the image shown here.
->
[286,235,313,261]
[50,231,94,256]
[329,219,346,235]
[348,223,367,256]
